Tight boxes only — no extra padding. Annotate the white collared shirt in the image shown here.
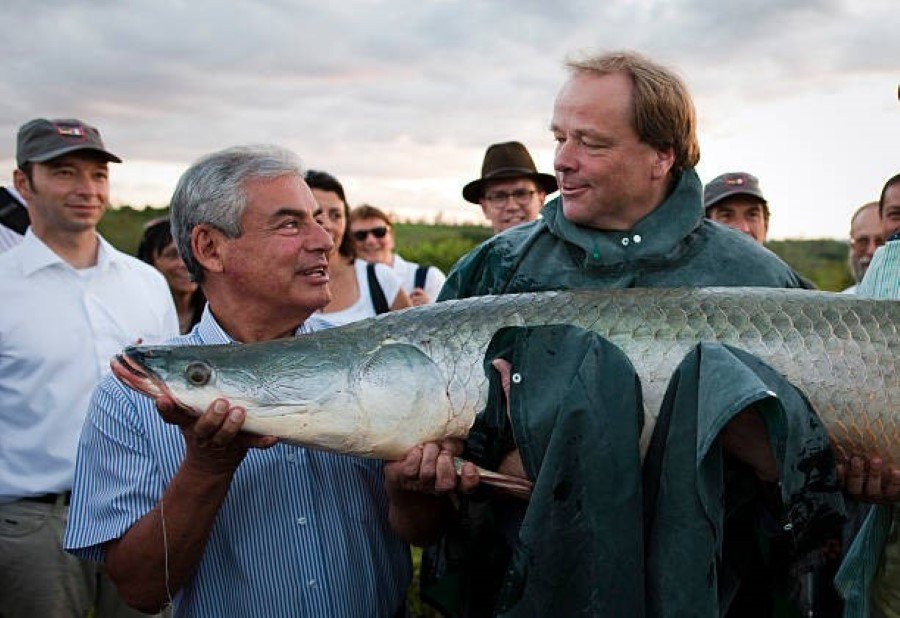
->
[0,230,179,502]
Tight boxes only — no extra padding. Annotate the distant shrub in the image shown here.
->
[765,239,852,292]
[394,223,491,273]
[98,206,169,256]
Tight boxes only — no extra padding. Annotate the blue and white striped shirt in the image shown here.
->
[64,307,411,617]
[857,240,900,300]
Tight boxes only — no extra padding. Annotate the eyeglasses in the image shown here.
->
[483,189,537,207]
[351,226,389,242]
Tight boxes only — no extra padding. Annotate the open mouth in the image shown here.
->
[110,352,184,410]
[299,262,329,280]
[303,266,327,276]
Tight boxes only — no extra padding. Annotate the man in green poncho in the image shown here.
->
[384,51,871,616]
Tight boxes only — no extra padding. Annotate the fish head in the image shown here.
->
[110,340,351,418]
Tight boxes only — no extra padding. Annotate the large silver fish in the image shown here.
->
[112,288,898,465]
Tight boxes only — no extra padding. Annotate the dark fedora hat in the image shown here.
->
[462,141,558,204]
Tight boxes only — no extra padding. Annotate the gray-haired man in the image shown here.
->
[64,145,411,617]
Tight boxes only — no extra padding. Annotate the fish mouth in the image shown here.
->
[110,351,185,409]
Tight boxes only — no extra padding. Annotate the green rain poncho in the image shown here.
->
[421,325,845,617]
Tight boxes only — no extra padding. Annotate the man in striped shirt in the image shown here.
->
[838,172,900,618]
[64,145,411,617]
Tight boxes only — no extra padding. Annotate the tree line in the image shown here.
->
[100,206,854,292]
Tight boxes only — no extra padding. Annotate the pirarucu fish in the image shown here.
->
[112,288,898,465]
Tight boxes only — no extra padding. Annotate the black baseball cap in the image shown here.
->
[16,118,122,168]
[703,172,766,212]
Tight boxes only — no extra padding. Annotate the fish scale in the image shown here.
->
[114,288,898,464]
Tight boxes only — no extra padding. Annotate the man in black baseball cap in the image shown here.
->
[703,171,770,244]
[463,141,557,234]
[1,118,175,617]
[13,118,121,247]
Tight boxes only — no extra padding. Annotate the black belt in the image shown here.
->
[21,492,70,505]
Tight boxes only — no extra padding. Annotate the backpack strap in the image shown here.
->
[414,264,430,290]
[0,187,29,235]
[367,262,390,315]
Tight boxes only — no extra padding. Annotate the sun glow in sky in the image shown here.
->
[1,0,896,239]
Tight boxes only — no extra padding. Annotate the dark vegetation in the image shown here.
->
[102,206,854,291]
[765,239,852,292]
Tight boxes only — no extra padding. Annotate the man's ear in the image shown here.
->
[12,168,33,201]
[651,146,676,181]
[192,224,227,275]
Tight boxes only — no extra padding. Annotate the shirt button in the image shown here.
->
[308,579,318,588]
[632,234,642,243]
[297,516,307,525]
[286,453,295,462]
[621,237,630,246]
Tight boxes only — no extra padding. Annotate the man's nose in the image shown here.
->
[313,222,334,251]
[554,140,576,173]
[501,196,522,211]
[73,171,102,196]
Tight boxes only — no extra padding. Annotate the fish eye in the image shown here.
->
[185,361,212,386]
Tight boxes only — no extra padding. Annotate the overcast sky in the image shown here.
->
[1,0,897,239]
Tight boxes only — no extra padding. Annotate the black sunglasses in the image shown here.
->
[352,226,389,242]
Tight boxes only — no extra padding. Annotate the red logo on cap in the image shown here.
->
[725,177,745,186]
[55,123,86,140]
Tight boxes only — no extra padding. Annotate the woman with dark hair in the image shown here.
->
[304,170,410,325]
[137,217,205,334]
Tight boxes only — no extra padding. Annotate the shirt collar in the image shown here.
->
[195,305,330,345]
[17,229,126,277]
[542,169,704,267]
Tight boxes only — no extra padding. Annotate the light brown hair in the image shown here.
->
[350,203,393,227]
[566,50,700,174]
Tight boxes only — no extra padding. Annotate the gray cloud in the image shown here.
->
[1,0,895,220]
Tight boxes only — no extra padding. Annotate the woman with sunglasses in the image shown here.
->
[305,171,410,325]
[349,204,446,306]
[137,217,205,334]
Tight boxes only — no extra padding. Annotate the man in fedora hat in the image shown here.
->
[462,141,557,234]
[0,118,177,617]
